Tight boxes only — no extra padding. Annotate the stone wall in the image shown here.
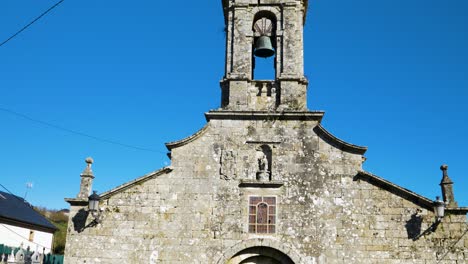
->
[64,1,467,262]
[64,116,467,263]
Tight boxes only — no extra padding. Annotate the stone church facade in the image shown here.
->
[64,1,467,263]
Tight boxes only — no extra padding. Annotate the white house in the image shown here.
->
[0,191,56,254]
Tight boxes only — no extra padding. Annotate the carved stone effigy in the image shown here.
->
[255,146,272,181]
[220,150,237,180]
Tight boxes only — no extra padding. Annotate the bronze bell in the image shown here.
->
[254,35,275,58]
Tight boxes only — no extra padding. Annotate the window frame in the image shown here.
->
[248,196,277,234]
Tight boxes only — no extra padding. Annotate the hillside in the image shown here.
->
[34,207,68,254]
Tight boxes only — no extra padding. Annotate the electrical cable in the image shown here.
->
[0,183,15,197]
[436,222,468,263]
[0,184,55,252]
[0,183,27,204]
[0,106,166,154]
[0,224,51,250]
[0,0,65,48]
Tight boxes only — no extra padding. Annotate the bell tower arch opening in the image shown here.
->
[220,0,309,111]
[252,12,277,80]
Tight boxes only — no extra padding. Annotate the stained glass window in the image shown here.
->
[248,196,276,234]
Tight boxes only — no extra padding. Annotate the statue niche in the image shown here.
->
[256,145,272,181]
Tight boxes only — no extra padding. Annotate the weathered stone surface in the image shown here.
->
[64,115,467,263]
[64,0,467,263]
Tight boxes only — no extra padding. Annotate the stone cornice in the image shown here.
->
[205,110,324,121]
[99,167,173,200]
[239,180,284,188]
[165,123,210,150]
[221,0,309,24]
[64,198,88,206]
[357,170,468,214]
[314,124,368,155]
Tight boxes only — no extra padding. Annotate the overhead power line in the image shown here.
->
[0,183,28,205]
[0,183,17,199]
[1,224,51,250]
[0,0,65,48]
[0,106,166,154]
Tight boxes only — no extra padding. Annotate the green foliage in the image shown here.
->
[34,207,68,255]
[52,221,67,255]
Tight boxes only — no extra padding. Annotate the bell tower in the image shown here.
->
[220,0,309,111]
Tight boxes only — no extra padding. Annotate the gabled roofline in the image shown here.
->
[357,170,468,214]
[99,167,172,200]
[314,124,367,155]
[0,216,57,233]
[165,124,209,150]
[0,191,57,232]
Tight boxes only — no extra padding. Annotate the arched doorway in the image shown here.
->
[240,256,281,264]
[228,246,294,264]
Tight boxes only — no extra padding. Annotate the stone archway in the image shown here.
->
[228,246,294,264]
[216,238,304,264]
[240,256,281,264]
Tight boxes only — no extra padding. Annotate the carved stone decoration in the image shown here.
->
[440,164,458,207]
[256,145,272,181]
[220,150,237,180]
[254,17,273,37]
[259,154,268,172]
[78,157,95,199]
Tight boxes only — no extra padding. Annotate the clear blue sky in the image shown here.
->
[1,0,467,210]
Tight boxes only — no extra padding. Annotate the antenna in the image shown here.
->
[24,182,33,200]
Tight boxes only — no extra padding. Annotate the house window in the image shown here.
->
[248,196,276,233]
[29,230,34,242]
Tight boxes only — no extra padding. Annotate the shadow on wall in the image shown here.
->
[405,213,423,240]
[72,209,89,233]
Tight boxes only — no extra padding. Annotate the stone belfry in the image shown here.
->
[64,1,468,263]
[221,0,309,110]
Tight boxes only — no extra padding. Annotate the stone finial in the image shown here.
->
[440,164,451,183]
[77,157,95,199]
[439,164,458,207]
[81,157,94,177]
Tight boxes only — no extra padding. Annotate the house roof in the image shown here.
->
[0,191,57,233]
